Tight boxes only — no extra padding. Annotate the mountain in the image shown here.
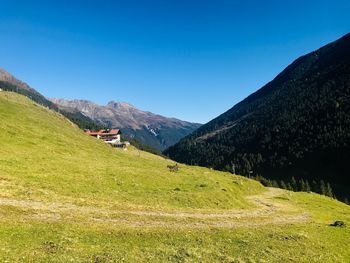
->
[1,91,350,262]
[0,68,104,131]
[0,68,59,110]
[50,98,202,150]
[0,68,43,94]
[165,33,350,200]
[0,67,199,152]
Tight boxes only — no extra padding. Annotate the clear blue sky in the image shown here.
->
[0,0,349,123]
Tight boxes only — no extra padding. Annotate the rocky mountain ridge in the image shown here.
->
[50,98,201,150]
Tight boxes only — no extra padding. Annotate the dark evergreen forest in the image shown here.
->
[165,33,350,202]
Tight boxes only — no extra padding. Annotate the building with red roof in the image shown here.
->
[85,129,121,144]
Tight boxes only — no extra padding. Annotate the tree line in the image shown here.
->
[250,175,342,201]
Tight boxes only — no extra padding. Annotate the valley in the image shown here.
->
[0,91,349,262]
[1,2,349,262]
[165,33,350,202]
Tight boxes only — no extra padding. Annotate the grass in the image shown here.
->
[0,219,349,262]
[0,92,263,210]
[0,91,350,262]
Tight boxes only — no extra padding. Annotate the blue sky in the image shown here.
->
[0,0,349,123]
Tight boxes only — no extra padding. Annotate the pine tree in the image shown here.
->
[311,180,319,193]
[305,180,311,192]
[300,179,306,192]
[320,180,327,196]
[280,180,287,189]
[291,177,297,191]
[272,180,279,188]
[325,183,333,198]
[344,198,349,205]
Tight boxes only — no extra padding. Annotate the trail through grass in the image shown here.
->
[0,188,309,229]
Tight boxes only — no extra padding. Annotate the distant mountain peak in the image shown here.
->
[51,98,201,150]
[107,101,135,109]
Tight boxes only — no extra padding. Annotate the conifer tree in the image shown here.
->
[272,180,279,188]
[291,177,297,191]
[344,198,349,205]
[300,179,306,192]
[305,180,311,192]
[320,180,327,196]
[325,183,333,198]
[311,180,319,193]
[280,180,287,189]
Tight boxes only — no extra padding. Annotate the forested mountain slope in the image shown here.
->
[165,33,350,200]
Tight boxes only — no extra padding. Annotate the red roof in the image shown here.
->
[85,129,121,136]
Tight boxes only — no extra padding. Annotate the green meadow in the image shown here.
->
[0,91,349,262]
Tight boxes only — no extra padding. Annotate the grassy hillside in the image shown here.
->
[0,92,262,210]
[0,91,350,262]
[0,79,105,131]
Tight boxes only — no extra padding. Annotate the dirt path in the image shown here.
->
[0,188,309,228]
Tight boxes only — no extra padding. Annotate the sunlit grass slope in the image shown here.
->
[0,91,263,210]
[0,91,350,262]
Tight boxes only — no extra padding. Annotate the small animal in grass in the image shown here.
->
[167,163,179,172]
